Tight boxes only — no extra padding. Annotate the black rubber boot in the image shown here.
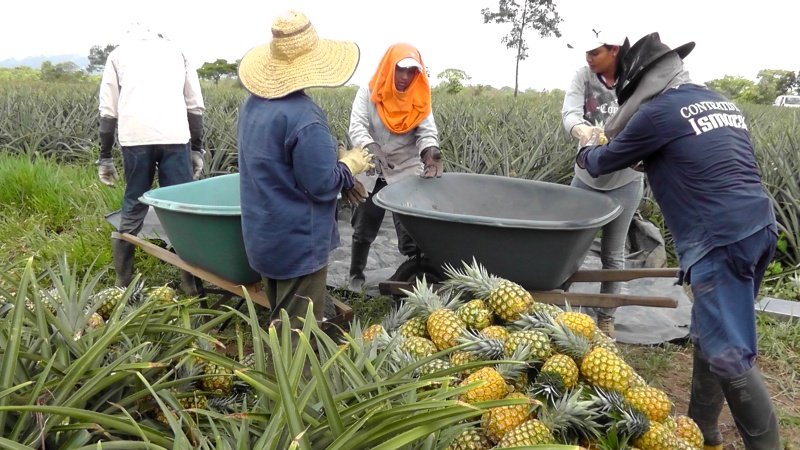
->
[719,366,781,450]
[688,348,725,447]
[179,270,200,296]
[348,242,370,292]
[112,239,136,288]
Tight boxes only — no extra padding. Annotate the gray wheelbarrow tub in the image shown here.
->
[373,172,622,291]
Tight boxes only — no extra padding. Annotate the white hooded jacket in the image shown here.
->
[98,25,204,147]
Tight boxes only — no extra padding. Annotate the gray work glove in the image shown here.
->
[365,142,394,176]
[191,150,205,180]
[420,146,443,178]
[96,158,119,186]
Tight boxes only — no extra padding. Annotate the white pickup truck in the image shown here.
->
[773,95,800,108]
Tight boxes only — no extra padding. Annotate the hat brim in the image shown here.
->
[238,39,360,99]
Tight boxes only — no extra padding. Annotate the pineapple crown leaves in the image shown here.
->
[591,386,650,438]
[401,275,464,316]
[457,328,505,360]
[441,257,502,297]
[511,311,555,332]
[541,314,592,361]
[496,344,533,380]
[379,302,416,334]
[529,370,567,405]
[539,387,602,443]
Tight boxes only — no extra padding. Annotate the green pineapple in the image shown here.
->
[456,299,493,330]
[94,286,125,319]
[146,284,178,304]
[503,329,552,361]
[447,426,492,450]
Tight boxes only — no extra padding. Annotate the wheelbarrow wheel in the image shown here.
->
[389,255,445,284]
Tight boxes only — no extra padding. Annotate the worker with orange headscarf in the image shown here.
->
[347,43,442,292]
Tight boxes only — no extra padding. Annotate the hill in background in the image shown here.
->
[0,54,89,69]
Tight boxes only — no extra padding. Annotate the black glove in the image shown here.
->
[420,146,443,178]
[576,146,590,170]
[187,113,204,154]
[343,179,368,207]
[99,116,117,159]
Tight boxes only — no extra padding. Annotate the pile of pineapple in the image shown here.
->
[358,259,702,450]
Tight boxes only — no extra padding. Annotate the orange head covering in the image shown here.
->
[368,43,432,134]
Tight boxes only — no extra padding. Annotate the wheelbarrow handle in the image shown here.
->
[567,268,680,283]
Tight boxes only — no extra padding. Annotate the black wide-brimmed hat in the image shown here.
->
[615,32,695,105]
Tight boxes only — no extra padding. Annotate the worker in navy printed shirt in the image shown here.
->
[577,33,780,449]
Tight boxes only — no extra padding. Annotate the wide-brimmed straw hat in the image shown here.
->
[238,10,360,99]
[616,32,695,105]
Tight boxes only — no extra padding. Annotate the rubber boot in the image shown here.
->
[112,239,136,288]
[179,270,200,296]
[719,366,781,450]
[688,348,725,448]
[348,242,370,292]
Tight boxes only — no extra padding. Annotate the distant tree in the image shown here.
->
[40,61,85,82]
[706,75,757,103]
[482,0,562,97]
[753,69,797,103]
[437,68,471,94]
[87,44,117,73]
[197,59,238,85]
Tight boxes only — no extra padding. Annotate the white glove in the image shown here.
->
[96,158,119,186]
[191,150,204,180]
[571,124,594,142]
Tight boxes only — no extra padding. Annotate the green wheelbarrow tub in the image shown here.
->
[373,172,623,291]
[139,173,261,285]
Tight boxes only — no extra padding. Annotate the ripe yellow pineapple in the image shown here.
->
[402,279,465,350]
[459,345,530,404]
[443,259,532,322]
[456,299,493,330]
[495,388,598,447]
[481,392,532,443]
[625,386,674,423]
[363,323,384,343]
[447,427,492,450]
[674,415,703,449]
[545,317,635,393]
[539,353,579,389]
[481,325,510,342]
[556,311,598,340]
[633,421,680,450]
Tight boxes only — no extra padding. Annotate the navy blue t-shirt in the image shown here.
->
[581,84,775,269]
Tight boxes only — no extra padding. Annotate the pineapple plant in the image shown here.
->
[456,299,493,330]
[402,278,465,350]
[447,426,492,450]
[443,259,532,322]
[495,388,599,447]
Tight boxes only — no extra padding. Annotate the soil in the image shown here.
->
[621,345,800,449]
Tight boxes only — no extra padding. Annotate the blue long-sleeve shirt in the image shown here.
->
[580,84,775,270]
[238,91,354,279]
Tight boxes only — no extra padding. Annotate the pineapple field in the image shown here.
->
[0,80,798,448]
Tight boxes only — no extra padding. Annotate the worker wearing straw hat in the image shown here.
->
[237,10,374,328]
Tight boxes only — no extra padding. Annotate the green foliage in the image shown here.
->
[197,59,238,85]
[708,70,800,104]
[481,0,563,96]
[705,75,757,103]
[436,68,471,94]
[0,67,40,82]
[40,61,86,83]
[87,43,117,73]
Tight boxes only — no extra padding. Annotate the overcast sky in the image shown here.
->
[2,0,796,91]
